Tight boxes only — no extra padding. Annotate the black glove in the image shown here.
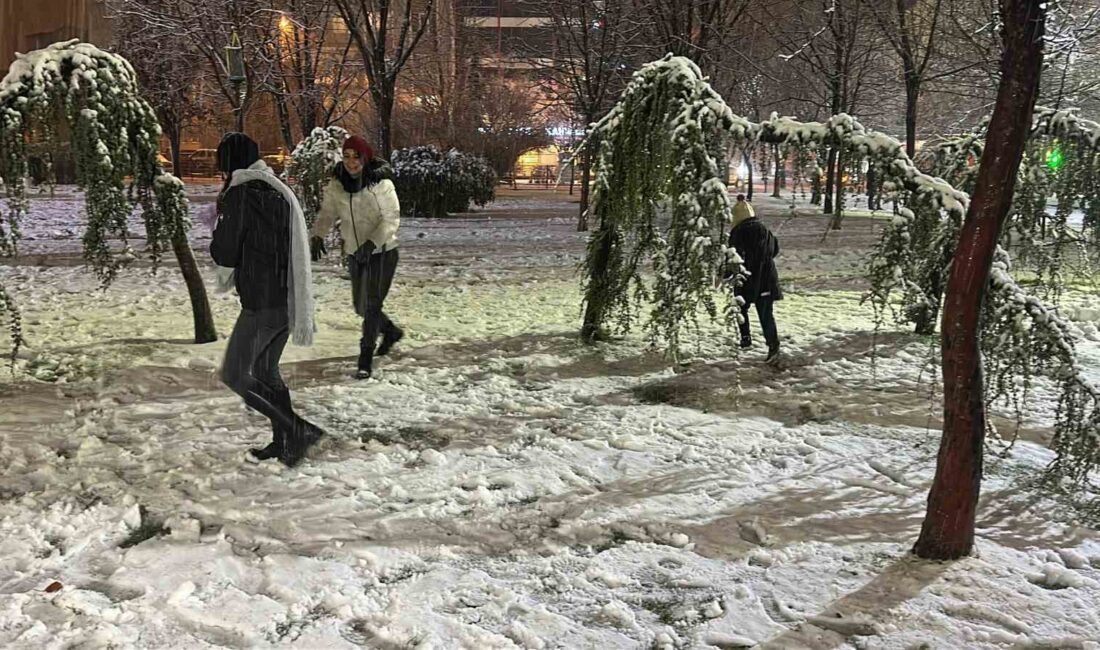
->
[351,240,376,264]
[310,236,327,262]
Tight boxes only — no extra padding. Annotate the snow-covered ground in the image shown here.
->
[1,189,1099,649]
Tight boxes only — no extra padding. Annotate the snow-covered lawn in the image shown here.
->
[1,190,1098,649]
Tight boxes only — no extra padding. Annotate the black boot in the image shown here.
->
[249,386,294,460]
[356,344,374,380]
[249,426,285,461]
[376,319,404,357]
[279,416,326,468]
[357,315,379,379]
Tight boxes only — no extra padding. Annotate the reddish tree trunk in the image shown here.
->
[913,0,1045,561]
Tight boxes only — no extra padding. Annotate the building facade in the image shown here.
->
[2,1,573,181]
[459,1,574,180]
[0,0,111,71]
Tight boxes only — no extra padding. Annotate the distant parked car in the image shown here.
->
[184,149,218,176]
[156,152,174,174]
[263,151,288,174]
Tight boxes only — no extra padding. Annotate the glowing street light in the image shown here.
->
[279,14,295,38]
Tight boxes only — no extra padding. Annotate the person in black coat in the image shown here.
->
[210,132,323,467]
[728,195,782,361]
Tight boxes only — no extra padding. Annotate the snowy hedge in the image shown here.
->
[289,137,497,221]
[391,146,496,218]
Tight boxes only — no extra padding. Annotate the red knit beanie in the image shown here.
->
[343,135,374,161]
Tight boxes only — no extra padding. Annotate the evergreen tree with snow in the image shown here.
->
[0,40,215,361]
[582,52,1100,524]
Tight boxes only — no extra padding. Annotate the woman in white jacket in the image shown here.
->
[310,135,404,379]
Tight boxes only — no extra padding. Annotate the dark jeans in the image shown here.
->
[348,247,400,353]
[220,308,297,432]
[739,297,780,350]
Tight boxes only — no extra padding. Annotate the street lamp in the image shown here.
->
[225,31,247,132]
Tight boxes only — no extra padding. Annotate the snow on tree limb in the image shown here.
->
[584,55,1099,486]
[581,55,740,354]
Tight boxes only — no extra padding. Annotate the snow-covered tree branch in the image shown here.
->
[583,54,1099,489]
[0,40,214,356]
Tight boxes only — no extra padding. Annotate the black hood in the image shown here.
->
[216,132,261,174]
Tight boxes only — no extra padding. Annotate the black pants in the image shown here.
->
[348,247,400,354]
[739,297,780,350]
[221,308,297,433]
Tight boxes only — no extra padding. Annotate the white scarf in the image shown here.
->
[223,160,315,346]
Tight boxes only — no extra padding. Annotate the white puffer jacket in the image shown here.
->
[312,176,400,255]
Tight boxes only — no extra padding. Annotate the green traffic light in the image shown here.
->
[1046,146,1064,171]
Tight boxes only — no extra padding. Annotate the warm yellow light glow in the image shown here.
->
[279,15,294,37]
[515,145,562,180]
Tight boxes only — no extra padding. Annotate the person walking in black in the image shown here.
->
[310,135,403,380]
[728,195,782,362]
[211,132,324,467]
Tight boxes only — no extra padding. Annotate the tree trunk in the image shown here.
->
[867,165,878,211]
[376,84,396,159]
[274,91,296,154]
[159,116,216,344]
[299,37,320,136]
[772,145,782,198]
[745,150,754,202]
[300,98,319,139]
[578,150,592,232]
[823,147,837,215]
[167,126,183,180]
[913,0,1045,561]
[581,219,615,342]
[905,76,920,160]
[171,233,218,344]
[831,150,846,229]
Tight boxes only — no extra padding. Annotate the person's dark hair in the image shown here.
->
[736,194,746,201]
[216,132,260,174]
[216,132,261,216]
